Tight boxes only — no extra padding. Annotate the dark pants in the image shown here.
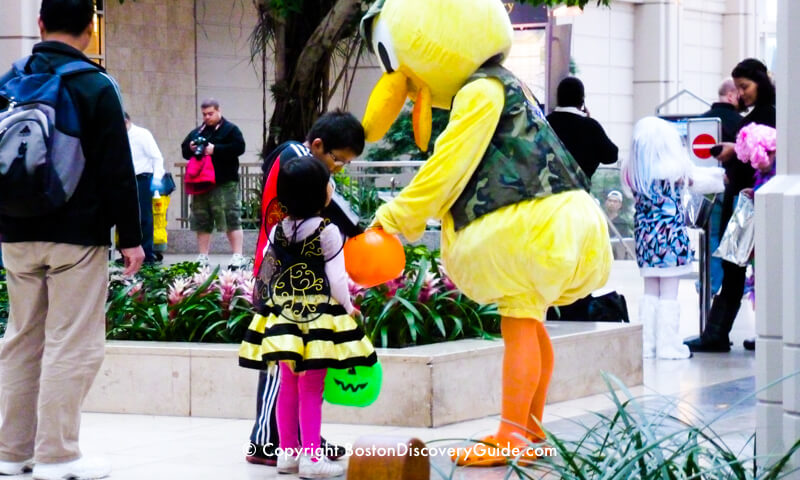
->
[249,369,280,452]
[136,174,155,262]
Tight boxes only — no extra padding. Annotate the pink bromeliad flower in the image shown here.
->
[237,277,255,305]
[127,281,142,297]
[168,278,191,305]
[217,269,240,305]
[418,272,441,304]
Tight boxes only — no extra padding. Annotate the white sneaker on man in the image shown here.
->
[0,458,33,475]
[196,253,210,267]
[298,454,344,479]
[32,456,110,480]
[276,450,300,474]
[228,253,246,270]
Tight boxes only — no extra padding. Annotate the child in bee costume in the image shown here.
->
[359,0,613,466]
[239,156,376,478]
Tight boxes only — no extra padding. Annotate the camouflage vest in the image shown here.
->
[449,64,589,230]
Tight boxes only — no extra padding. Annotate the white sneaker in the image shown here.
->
[228,253,246,270]
[0,458,33,475]
[276,451,300,474]
[298,454,344,479]
[196,253,210,267]
[32,456,110,480]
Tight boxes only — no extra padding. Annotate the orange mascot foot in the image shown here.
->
[451,435,539,467]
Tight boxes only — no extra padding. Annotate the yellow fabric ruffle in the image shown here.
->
[239,311,376,372]
[440,189,612,320]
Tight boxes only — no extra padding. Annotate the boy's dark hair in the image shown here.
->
[306,109,365,156]
[277,156,331,219]
[40,0,95,36]
[731,58,776,107]
[556,77,585,108]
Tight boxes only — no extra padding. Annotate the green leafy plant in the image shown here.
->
[352,245,501,348]
[333,173,386,228]
[240,186,264,230]
[364,105,451,162]
[106,263,255,343]
[3,248,499,347]
[429,372,800,479]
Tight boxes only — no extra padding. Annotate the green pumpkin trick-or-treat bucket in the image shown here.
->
[323,362,382,407]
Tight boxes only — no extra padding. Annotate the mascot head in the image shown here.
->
[360,0,513,151]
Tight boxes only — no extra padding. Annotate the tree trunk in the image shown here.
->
[262,0,362,155]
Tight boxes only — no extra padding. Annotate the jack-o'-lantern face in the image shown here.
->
[323,363,383,407]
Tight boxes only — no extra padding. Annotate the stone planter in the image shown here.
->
[83,321,642,427]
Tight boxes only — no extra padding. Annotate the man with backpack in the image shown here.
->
[0,1,143,478]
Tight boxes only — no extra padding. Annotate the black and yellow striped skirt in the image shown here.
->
[238,299,377,372]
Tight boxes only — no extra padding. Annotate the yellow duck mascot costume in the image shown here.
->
[360,0,613,467]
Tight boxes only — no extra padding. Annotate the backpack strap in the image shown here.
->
[11,56,99,78]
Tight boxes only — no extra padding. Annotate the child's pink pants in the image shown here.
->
[276,362,326,456]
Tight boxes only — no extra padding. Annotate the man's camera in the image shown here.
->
[192,136,209,157]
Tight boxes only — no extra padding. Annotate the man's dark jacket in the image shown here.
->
[546,110,619,178]
[181,118,246,184]
[701,102,742,143]
[0,42,141,248]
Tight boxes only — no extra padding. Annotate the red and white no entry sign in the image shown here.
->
[692,133,716,159]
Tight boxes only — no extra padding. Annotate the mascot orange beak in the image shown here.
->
[362,71,433,152]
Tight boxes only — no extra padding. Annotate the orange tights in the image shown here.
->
[496,317,553,443]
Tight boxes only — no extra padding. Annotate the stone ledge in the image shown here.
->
[82,321,642,427]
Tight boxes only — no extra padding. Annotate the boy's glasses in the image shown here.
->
[328,151,350,170]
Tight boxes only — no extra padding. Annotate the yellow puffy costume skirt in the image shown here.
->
[441,189,613,320]
[238,296,377,372]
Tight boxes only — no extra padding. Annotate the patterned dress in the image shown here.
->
[633,180,694,277]
[239,220,377,372]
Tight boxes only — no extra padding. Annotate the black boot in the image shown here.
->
[684,296,740,353]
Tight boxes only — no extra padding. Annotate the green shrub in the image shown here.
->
[352,245,500,348]
[106,263,255,343]
[2,247,499,347]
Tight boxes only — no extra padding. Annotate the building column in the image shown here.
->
[632,0,680,119]
[723,0,757,72]
[756,0,800,470]
[0,0,41,71]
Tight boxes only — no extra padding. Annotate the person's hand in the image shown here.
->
[740,188,754,199]
[204,143,215,156]
[120,246,145,276]
[189,141,196,150]
[713,142,736,163]
[351,309,365,326]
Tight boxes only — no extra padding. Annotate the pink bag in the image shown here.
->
[185,155,215,195]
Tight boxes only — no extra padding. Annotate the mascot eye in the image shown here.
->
[371,19,399,73]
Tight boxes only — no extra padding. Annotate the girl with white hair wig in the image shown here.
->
[621,116,725,360]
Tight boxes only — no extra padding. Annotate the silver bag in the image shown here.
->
[713,193,755,267]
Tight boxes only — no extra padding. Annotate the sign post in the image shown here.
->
[685,118,722,336]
